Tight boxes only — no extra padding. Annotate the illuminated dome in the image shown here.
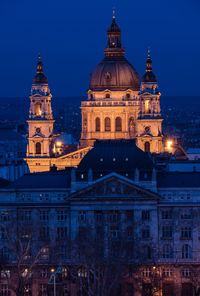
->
[90,57,140,91]
[89,15,140,92]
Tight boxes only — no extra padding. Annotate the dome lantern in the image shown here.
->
[89,13,140,92]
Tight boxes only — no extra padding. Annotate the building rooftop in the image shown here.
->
[8,169,71,189]
[157,171,200,188]
[78,140,154,173]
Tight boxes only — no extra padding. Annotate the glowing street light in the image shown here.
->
[49,268,57,296]
[56,141,62,147]
[166,139,173,152]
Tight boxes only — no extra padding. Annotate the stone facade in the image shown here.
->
[2,141,200,295]
[25,16,164,174]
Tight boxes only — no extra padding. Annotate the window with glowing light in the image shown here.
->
[35,102,42,116]
[144,100,150,113]
[0,284,10,296]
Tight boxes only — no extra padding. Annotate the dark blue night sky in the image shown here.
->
[0,0,199,97]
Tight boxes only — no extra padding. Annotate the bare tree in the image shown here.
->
[0,209,53,296]
[69,222,128,296]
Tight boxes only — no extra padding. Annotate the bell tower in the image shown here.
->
[137,50,163,153]
[26,54,54,158]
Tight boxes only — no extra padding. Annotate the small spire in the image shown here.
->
[147,47,151,58]
[38,52,42,63]
[37,52,43,74]
[146,47,152,72]
[112,7,116,19]
[33,53,48,84]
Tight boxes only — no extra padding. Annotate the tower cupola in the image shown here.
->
[33,54,48,85]
[142,49,157,83]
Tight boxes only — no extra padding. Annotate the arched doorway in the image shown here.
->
[144,141,150,153]
[35,142,41,155]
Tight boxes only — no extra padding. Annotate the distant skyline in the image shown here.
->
[0,0,199,97]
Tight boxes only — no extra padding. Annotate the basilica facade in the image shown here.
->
[25,14,163,173]
[80,14,163,153]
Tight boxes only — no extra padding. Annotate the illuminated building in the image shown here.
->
[80,15,163,153]
[25,14,163,173]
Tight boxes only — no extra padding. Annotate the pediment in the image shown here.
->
[32,94,42,97]
[141,92,152,96]
[70,173,159,201]
[58,147,92,160]
[32,133,45,138]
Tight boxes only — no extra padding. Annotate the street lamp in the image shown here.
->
[49,266,64,296]
[50,268,56,296]
[166,139,173,152]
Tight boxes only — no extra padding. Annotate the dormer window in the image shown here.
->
[105,93,110,99]
[105,72,111,81]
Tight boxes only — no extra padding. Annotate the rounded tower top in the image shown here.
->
[32,54,48,85]
[89,14,140,92]
[142,49,157,83]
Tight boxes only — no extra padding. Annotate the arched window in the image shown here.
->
[95,117,100,132]
[105,93,110,99]
[115,117,122,132]
[144,141,150,153]
[35,142,41,155]
[182,244,192,259]
[105,117,111,132]
[35,102,42,116]
[163,244,173,259]
[144,100,150,113]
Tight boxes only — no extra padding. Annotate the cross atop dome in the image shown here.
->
[112,7,116,19]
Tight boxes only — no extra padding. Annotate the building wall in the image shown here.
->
[0,179,200,295]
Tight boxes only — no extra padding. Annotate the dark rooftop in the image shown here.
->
[78,140,154,173]
[0,177,11,188]
[8,170,71,189]
[157,172,200,188]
